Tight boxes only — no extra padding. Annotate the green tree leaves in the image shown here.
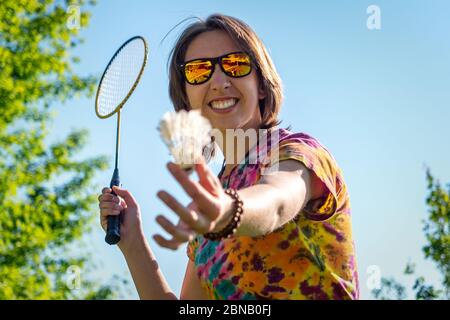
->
[0,0,119,299]
[372,169,450,300]
[423,169,450,297]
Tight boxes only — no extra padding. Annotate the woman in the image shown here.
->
[98,14,359,300]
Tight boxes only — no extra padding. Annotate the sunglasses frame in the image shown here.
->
[179,51,252,85]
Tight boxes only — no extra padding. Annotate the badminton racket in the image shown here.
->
[95,36,148,245]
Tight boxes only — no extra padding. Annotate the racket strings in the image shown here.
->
[97,38,146,117]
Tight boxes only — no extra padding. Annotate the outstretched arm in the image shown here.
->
[233,159,324,236]
[154,158,325,245]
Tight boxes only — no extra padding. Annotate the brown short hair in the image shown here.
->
[168,14,283,129]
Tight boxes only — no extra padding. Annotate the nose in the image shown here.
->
[209,63,231,91]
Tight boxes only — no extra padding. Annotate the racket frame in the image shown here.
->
[95,35,148,119]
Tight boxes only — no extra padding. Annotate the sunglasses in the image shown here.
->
[179,51,252,85]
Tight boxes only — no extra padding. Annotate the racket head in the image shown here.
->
[95,36,148,119]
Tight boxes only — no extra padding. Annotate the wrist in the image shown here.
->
[118,229,147,256]
[204,188,244,241]
[213,192,235,232]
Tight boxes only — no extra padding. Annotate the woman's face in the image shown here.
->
[184,30,265,131]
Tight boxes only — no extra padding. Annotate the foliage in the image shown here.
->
[372,169,450,300]
[0,0,121,299]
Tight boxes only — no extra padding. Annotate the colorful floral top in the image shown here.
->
[187,128,359,300]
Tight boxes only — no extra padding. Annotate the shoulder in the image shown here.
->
[262,127,342,202]
[260,127,337,170]
[277,128,328,150]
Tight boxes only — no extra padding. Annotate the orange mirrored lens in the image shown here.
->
[221,53,251,77]
[184,60,213,84]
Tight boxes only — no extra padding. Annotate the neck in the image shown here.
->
[218,133,252,166]
[215,111,263,168]
[216,127,261,167]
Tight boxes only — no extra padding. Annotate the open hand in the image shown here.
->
[153,159,233,250]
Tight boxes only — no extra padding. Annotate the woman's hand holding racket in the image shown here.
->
[98,186,145,253]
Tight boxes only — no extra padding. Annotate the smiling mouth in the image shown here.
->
[208,98,239,111]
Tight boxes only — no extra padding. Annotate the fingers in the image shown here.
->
[98,192,120,203]
[152,234,183,251]
[112,186,138,209]
[196,160,222,195]
[98,188,124,222]
[155,215,195,243]
[98,191,123,232]
[153,215,197,250]
[99,201,123,213]
[99,202,123,219]
[166,162,217,215]
[167,162,203,198]
[102,187,111,194]
[157,191,211,233]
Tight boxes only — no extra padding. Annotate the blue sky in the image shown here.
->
[51,0,450,299]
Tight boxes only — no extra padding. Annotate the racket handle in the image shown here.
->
[105,168,121,245]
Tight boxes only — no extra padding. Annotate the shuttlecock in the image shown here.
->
[158,110,213,171]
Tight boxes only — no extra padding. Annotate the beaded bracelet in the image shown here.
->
[203,188,244,241]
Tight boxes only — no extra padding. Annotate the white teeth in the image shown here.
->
[210,99,237,110]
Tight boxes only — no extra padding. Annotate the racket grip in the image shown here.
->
[105,168,121,245]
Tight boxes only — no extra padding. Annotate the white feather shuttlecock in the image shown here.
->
[158,110,213,171]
